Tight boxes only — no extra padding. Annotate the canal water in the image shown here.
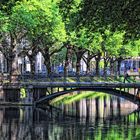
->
[0,91,140,140]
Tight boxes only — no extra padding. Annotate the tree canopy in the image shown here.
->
[0,0,139,77]
[80,0,140,39]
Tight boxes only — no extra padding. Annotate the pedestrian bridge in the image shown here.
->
[35,88,140,107]
[1,81,140,107]
[24,82,140,107]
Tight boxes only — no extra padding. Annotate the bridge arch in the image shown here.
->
[35,88,140,106]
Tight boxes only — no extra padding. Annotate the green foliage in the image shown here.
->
[70,27,90,48]
[11,0,66,45]
[0,0,139,77]
[133,39,140,56]
[80,0,140,39]
[51,48,67,65]
[0,0,19,13]
[103,29,125,57]
[20,87,26,98]
[88,32,103,53]
[0,11,9,32]
[119,39,140,58]
[59,0,83,44]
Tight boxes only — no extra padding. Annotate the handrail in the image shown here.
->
[0,73,139,83]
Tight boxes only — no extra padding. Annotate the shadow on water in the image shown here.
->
[0,92,140,139]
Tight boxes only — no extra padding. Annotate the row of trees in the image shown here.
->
[0,0,140,80]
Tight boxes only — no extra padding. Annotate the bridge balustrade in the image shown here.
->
[0,73,139,84]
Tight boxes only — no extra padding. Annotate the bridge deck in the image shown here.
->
[1,82,140,89]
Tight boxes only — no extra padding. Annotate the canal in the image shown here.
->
[0,91,140,140]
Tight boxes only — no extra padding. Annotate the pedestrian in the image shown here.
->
[124,72,130,83]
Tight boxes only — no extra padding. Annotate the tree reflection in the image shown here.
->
[0,97,139,140]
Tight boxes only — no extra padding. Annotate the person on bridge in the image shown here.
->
[124,72,130,83]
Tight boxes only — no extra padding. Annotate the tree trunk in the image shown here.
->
[117,58,122,76]
[104,58,108,78]
[45,58,51,76]
[4,58,9,73]
[44,48,51,76]
[9,36,19,82]
[10,57,19,82]
[85,51,93,74]
[76,56,81,75]
[11,53,19,75]
[30,58,36,75]
[64,45,73,77]
[85,52,94,74]
[86,60,90,74]
[110,59,114,75]
[8,59,12,75]
[95,53,101,76]
[75,48,85,75]
[23,57,26,72]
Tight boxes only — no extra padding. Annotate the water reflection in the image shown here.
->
[53,91,138,119]
[0,93,140,140]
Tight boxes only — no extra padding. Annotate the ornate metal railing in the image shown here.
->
[0,72,139,83]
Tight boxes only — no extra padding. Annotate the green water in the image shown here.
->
[0,91,140,140]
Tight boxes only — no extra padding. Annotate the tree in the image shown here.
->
[116,39,140,75]
[87,32,103,75]
[0,8,27,81]
[59,0,83,76]
[0,0,19,13]
[80,0,140,39]
[101,29,125,76]
[70,27,89,74]
[12,0,66,75]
